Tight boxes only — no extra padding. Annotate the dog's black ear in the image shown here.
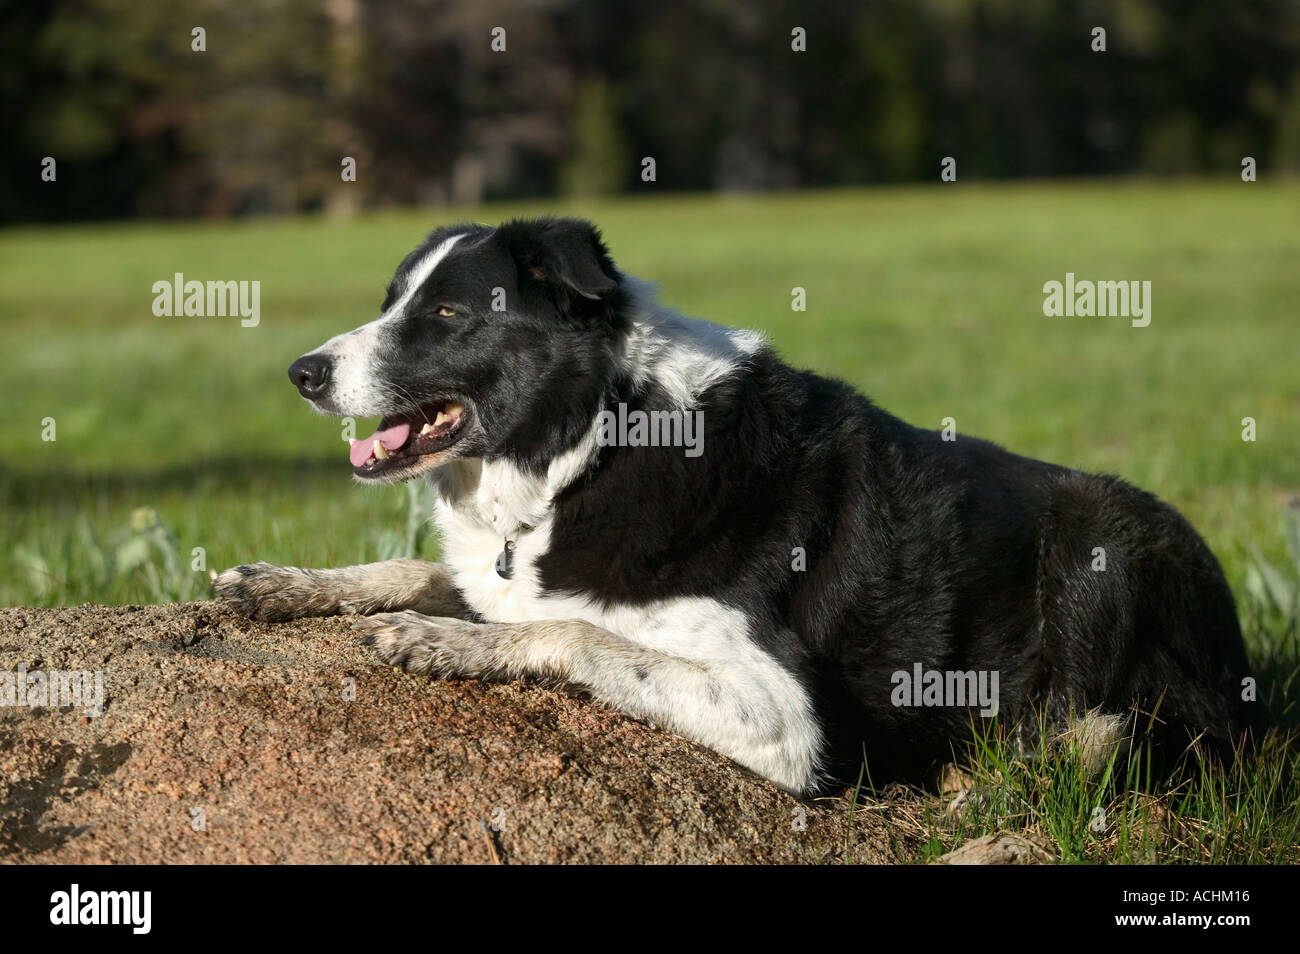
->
[498,217,619,301]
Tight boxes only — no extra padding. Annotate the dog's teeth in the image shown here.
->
[446,402,463,417]
[420,422,436,436]
[433,411,450,427]
[373,439,388,460]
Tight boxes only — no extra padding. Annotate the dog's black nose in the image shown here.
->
[288,354,332,399]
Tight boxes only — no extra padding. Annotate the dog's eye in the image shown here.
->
[437,306,456,317]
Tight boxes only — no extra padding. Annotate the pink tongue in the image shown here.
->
[348,421,411,467]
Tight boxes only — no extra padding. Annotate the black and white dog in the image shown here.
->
[215,217,1261,795]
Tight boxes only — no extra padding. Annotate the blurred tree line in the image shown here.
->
[4,0,1300,222]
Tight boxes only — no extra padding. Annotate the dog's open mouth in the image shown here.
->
[349,399,470,478]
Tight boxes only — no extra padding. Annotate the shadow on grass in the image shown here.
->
[1,456,347,505]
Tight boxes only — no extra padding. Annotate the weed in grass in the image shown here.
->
[14,506,208,605]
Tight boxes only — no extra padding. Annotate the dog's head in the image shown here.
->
[289,217,627,483]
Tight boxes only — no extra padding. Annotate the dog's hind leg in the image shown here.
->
[354,611,823,796]
[213,559,470,622]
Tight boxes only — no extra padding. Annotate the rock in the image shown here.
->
[0,603,901,864]
[935,833,1055,865]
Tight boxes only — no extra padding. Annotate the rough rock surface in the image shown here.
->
[935,833,1054,865]
[0,603,901,864]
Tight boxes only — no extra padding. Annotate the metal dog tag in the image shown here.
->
[495,539,515,579]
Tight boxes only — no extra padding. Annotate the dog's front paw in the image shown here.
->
[213,562,315,621]
[354,612,502,677]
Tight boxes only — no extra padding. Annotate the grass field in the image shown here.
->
[3,181,1298,861]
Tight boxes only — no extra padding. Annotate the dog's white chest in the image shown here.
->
[436,513,545,621]
[431,458,575,624]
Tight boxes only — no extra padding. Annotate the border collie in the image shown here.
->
[215,217,1262,795]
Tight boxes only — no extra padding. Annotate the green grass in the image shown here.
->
[2,181,1298,862]
[886,710,1300,865]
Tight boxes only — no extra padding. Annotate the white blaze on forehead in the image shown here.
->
[300,232,466,417]
[386,232,467,321]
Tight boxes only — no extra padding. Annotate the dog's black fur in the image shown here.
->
[288,218,1265,789]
